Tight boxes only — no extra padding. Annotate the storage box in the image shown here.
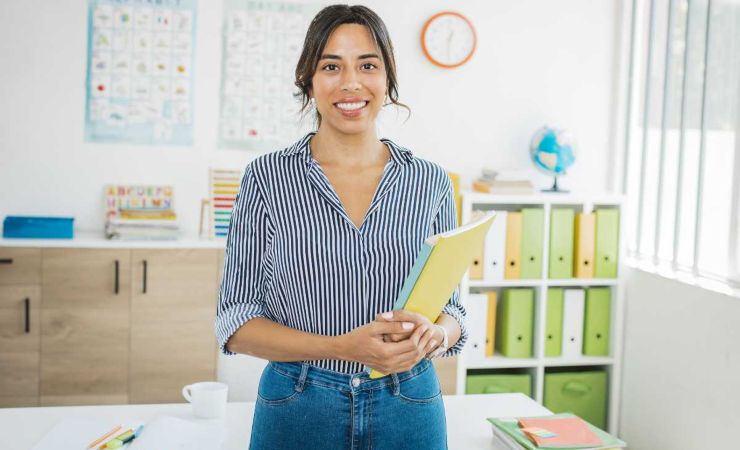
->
[3,216,74,239]
[544,370,608,429]
[466,373,532,397]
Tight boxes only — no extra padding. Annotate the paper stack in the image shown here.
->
[473,169,534,194]
[104,185,180,240]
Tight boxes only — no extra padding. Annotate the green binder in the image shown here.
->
[520,208,544,279]
[594,209,619,278]
[544,371,608,429]
[583,287,611,356]
[549,208,575,278]
[465,373,532,397]
[496,288,534,358]
[545,288,564,357]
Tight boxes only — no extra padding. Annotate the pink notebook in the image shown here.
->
[517,416,602,448]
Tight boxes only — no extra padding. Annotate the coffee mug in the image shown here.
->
[182,381,229,419]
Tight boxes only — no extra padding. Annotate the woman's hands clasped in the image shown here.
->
[338,310,443,375]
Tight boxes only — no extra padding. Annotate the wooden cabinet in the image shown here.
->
[129,249,218,403]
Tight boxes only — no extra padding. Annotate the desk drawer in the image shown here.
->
[0,248,41,285]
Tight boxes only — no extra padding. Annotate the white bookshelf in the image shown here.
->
[455,190,626,434]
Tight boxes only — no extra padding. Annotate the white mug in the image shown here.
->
[182,381,229,419]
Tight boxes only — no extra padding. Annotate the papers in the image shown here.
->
[128,416,226,450]
[31,419,143,450]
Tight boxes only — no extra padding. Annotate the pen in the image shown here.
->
[98,429,132,450]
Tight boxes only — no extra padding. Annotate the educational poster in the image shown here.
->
[208,169,242,238]
[219,0,318,151]
[85,0,197,145]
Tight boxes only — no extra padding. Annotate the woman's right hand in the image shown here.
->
[336,320,432,374]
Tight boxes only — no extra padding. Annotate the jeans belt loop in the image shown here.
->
[391,372,400,396]
[295,362,309,393]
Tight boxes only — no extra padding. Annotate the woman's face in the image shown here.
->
[311,23,387,137]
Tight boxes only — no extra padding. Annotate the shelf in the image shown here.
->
[542,356,615,367]
[468,279,542,288]
[545,278,619,287]
[463,191,624,206]
[464,355,539,369]
[468,278,619,288]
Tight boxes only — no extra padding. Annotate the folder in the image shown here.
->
[485,291,498,357]
[562,289,585,358]
[447,172,462,226]
[549,208,575,279]
[483,210,508,281]
[520,208,544,279]
[495,288,534,358]
[368,211,497,378]
[470,246,484,280]
[504,212,523,279]
[574,213,595,278]
[594,209,619,278]
[545,288,564,357]
[465,294,489,362]
[583,287,611,356]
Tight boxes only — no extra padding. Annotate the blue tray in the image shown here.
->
[3,216,74,239]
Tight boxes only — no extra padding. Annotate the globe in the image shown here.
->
[530,125,576,192]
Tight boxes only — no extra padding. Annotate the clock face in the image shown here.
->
[422,12,476,68]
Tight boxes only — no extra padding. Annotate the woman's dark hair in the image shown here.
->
[294,4,410,125]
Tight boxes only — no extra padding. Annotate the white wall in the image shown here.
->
[0,0,619,232]
[619,267,740,449]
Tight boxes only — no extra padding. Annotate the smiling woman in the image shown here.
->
[215,4,467,450]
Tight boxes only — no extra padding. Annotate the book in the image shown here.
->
[518,416,602,448]
[367,211,497,379]
[473,179,534,194]
[488,413,626,450]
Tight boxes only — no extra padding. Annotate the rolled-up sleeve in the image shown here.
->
[215,163,273,355]
[431,173,468,357]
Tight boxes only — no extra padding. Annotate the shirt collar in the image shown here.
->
[280,132,414,167]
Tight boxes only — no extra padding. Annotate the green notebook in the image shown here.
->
[488,413,626,450]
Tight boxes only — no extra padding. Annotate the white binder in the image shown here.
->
[483,210,508,281]
[562,289,585,358]
[464,293,489,362]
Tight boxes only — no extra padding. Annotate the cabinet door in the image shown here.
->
[129,249,218,403]
[40,249,131,406]
[0,248,41,285]
[0,285,41,404]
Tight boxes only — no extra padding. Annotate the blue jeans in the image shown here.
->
[249,358,447,450]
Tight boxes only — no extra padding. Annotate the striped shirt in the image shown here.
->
[215,131,468,374]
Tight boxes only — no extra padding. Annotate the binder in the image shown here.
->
[574,213,595,278]
[465,294,489,362]
[545,288,564,357]
[583,287,611,356]
[549,208,575,279]
[485,291,498,357]
[368,211,497,378]
[520,208,544,279]
[495,288,534,358]
[561,289,585,358]
[594,209,619,278]
[470,246,484,280]
[483,210,508,281]
[504,212,523,279]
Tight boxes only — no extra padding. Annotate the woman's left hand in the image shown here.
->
[375,310,443,357]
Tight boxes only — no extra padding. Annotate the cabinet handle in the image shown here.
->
[114,260,120,294]
[0,258,13,264]
[142,260,148,294]
[24,297,30,333]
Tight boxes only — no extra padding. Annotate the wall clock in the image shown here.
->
[421,11,477,69]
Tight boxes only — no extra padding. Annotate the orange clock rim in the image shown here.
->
[421,11,477,69]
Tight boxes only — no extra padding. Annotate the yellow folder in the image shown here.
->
[574,212,595,278]
[470,247,484,280]
[504,212,522,279]
[368,211,497,379]
[485,291,497,357]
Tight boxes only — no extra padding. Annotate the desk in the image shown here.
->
[0,393,550,450]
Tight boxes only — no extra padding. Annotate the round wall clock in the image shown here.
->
[421,11,477,69]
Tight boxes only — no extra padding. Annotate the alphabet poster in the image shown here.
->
[85,0,197,145]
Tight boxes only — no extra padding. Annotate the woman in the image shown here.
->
[215,5,468,449]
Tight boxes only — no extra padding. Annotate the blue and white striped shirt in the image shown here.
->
[215,132,468,374]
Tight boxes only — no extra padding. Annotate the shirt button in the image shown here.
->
[351,378,361,387]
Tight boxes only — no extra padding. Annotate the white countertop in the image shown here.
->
[0,393,550,450]
[0,230,226,249]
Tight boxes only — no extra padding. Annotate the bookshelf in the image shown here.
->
[455,190,626,434]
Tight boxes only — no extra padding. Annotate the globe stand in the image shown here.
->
[542,175,569,193]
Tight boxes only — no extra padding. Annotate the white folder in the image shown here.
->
[464,293,489,362]
[483,210,508,281]
[562,289,585,358]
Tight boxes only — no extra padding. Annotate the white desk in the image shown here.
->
[0,393,550,450]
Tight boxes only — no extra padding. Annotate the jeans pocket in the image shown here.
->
[256,364,302,406]
[398,364,442,405]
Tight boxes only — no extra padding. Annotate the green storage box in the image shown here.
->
[544,371,608,429]
[466,373,532,397]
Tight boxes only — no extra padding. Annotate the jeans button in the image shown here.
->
[351,378,361,387]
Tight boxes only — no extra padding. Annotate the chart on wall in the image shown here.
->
[85,0,197,146]
[219,0,319,151]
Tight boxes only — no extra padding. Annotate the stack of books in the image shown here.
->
[105,209,179,240]
[473,168,534,195]
[488,413,626,450]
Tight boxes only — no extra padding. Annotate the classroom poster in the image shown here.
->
[85,0,197,145]
[219,0,318,151]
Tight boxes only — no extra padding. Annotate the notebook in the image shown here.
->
[367,211,497,379]
[518,416,602,448]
